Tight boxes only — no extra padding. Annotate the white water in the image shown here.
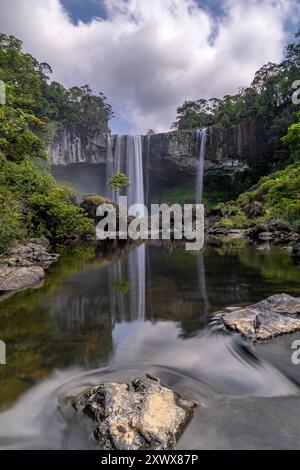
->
[105,135,144,217]
[196,129,207,204]
[126,135,145,217]
[105,135,114,199]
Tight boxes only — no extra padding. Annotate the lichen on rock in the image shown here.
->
[73,375,197,450]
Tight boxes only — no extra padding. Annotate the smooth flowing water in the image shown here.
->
[196,129,207,204]
[105,135,144,216]
[0,243,299,449]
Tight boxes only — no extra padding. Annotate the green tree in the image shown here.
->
[108,173,130,195]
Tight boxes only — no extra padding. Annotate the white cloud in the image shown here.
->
[0,0,298,133]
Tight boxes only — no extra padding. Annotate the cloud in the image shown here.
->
[0,0,298,133]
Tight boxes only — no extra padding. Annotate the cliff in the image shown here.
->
[48,117,277,195]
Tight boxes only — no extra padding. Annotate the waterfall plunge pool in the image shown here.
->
[0,242,299,449]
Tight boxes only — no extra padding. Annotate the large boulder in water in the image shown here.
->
[220,294,300,341]
[0,265,45,294]
[73,375,197,450]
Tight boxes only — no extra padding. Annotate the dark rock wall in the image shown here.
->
[48,117,276,191]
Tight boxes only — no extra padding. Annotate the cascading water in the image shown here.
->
[126,135,145,217]
[105,135,114,199]
[196,129,207,204]
[105,134,144,216]
[145,134,151,208]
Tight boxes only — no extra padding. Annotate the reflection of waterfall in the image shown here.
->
[196,129,207,204]
[105,135,144,216]
[197,253,209,315]
[128,244,145,321]
[109,244,146,323]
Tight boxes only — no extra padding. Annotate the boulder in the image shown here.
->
[73,375,197,450]
[7,238,59,270]
[80,194,115,219]
[258,231,273,241]
[256,243,270,252]
[220,294,300,341]
[0,266,45,294]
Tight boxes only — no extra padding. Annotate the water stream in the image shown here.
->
[196,129,207,204]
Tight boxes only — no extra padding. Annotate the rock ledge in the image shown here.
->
[220,294,300,341]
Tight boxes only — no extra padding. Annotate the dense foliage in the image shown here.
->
[172,33,300,134]
[214,115,300,230]
[0,34,109,252]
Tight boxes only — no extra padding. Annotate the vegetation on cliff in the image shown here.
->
[0,34,111,252]
[213,114,300,230]
[172,32,300,192]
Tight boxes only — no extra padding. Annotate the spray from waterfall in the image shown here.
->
[196,129,207,204]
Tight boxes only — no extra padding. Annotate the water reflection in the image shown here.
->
[0,243,299,449]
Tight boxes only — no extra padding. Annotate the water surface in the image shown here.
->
[0,242,299,449]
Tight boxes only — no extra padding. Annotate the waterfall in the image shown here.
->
[106,135,114,199]
[105,135,144,217]
[196,129,207,204]
[113,135,123,204]
[126,135,145,217]
[145,134,151,208]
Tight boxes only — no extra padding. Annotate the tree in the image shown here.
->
[108,173,130,195]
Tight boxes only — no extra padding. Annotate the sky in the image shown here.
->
[0,0,299,134]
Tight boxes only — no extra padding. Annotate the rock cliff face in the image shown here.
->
[48,117,275,192]
[49,125,107,165]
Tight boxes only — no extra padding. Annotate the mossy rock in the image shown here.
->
[80,194,116,219]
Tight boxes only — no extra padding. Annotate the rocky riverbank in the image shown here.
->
[0,237,59,298]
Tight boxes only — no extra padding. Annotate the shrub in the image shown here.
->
[28,188,94,241]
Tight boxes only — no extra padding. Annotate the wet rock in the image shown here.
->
[220,294,300,341]
[227,229,247,239]
[73,375,197,450]
[7,238,59,270]
[256,243,270,252]
[0,266,45,294]
[258,231,273,241]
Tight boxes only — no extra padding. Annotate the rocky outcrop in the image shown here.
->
[220,294,300,341]
[48,125,107,165]
[8,237,59,269]
[73,375,197,450]
[0,266,45,295]
[48,117,274,185]
[0,238,59,297]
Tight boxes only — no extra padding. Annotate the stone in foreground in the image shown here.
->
[0,266,45,294]
[73,375,197,450]
[221,294,300,341]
